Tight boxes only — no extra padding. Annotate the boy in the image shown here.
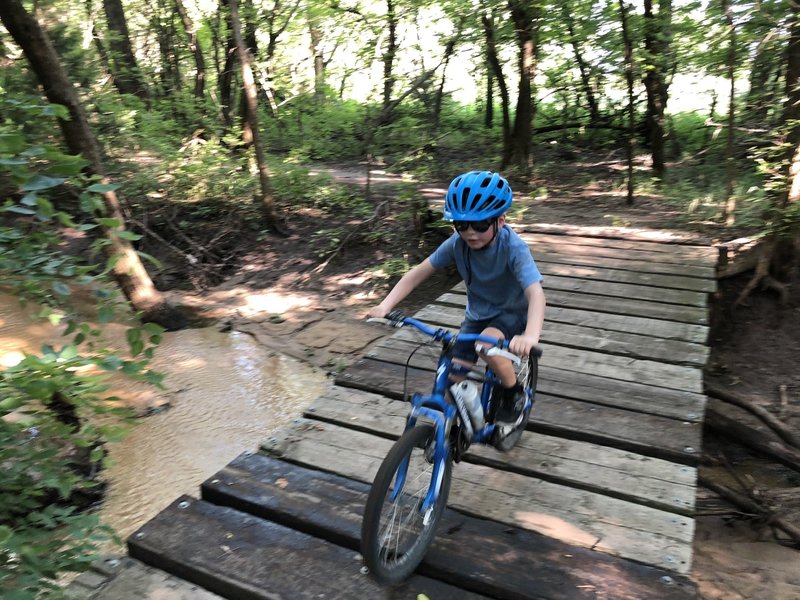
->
[369,170,545,424]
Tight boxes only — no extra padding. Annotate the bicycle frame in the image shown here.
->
[387,317,509,514]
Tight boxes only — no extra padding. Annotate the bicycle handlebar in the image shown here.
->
[368,311,543,361]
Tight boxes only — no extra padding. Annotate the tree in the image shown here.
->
[642,0,672,180]
[618,0,636,206]
[482,11,511,165]
[504,0,542,174]
[737,3,800,304]
[102,0,150,100]
[0,0,184,329]
[175,0,207,103]
[226,0,281,231]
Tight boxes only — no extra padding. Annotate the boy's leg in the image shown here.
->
[477,325,525,424]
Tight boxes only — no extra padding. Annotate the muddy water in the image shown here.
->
[0,293,327,545]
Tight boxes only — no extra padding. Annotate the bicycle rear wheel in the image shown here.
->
[360,424,452,584]
[493,350,539,452]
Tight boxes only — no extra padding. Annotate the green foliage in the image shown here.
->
[266,96,366,160]
[0,101,163,596]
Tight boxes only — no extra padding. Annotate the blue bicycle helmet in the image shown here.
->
[443,171,512,221]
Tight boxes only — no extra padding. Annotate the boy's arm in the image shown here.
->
[508,282,546,357]
[368,259,437,318]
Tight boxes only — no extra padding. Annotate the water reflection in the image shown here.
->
[0,294,327,546]
[102,328,327,541]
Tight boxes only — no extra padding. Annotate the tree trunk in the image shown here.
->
[618,0,636,206]
[562,5,600,124]
[218,0,238,131]
[505,0,540,174]
[0,0,183,329]
[485,68,494,129]
[308,16,325,100]
[722,0,737,226]
[226,0,280,231]
[433,33,459,131]
[642,0,672,180]
[174,0,206,102]
[153,0,182,97]
[482,13,510,154]
[102,0,150,101]
[773,2,800,277]
[382,0,398,113]
[85,0,112,78]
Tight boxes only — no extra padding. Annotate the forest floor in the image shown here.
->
[161,158,800,599]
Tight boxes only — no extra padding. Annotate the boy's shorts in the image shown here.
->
[452,313,527,364]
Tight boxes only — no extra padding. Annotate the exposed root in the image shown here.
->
[734,239,790,306]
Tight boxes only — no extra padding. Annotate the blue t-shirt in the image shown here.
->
[428,225,542,321]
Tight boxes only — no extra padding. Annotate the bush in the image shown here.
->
[1,101,162,596]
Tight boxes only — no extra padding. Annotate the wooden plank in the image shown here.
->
[305,387,697,515]
[383,313,704,393]
[262,419,696,574]
[127,496,479,600]
[455,275,709,307]
[517,231,718,262]
[528,245,717,279]
[539,289,709,325]
[364,334,707,422]
[336,359,702,464]
[436,292,710,344]
[411,303,709,366]
[202,453,698,600]
[535,261,715,293]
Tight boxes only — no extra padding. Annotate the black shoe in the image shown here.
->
[493,384,525,424]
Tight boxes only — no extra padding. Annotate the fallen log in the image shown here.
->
[706,382,800,449]
[698,475,800,546]
[704,406,800,473]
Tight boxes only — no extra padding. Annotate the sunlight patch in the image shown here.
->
[241,291,314,317]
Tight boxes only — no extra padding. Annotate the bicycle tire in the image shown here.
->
[360,424,452,584]
[493,350,538,452]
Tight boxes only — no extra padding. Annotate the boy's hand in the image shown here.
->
[509,333,538,357]
[367,305,390,318]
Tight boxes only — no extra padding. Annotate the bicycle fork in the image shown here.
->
[389,397,453,517]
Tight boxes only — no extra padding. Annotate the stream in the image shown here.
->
[0,293,328,547]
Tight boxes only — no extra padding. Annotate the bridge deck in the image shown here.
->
[127,230,717,599]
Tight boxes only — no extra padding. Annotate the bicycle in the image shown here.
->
[360,311,542,585]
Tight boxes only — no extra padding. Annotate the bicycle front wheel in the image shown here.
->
[360,424,452,585]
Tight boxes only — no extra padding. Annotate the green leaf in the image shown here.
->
[22,175,66,191]
[0,525,12,544]
[116,230,142,241]
[136,251,162,268]
[43,103,70,119]
[52,281,71,296]
[141,323,165,335]
[0,396,23,412]
[86,183,120,193]
[56,211,79,227]
[104,253,121,273]
[20,192,38,206]
[59,345,78,360]
[0,132,25,154]
[97,305,115,324]
[96,217,122,228]
[126,328,143,357]
[4,206,36,215]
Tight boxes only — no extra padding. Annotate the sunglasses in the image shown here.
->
[453,218,496,233]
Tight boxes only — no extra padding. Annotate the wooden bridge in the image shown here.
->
[126,229,718,599]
